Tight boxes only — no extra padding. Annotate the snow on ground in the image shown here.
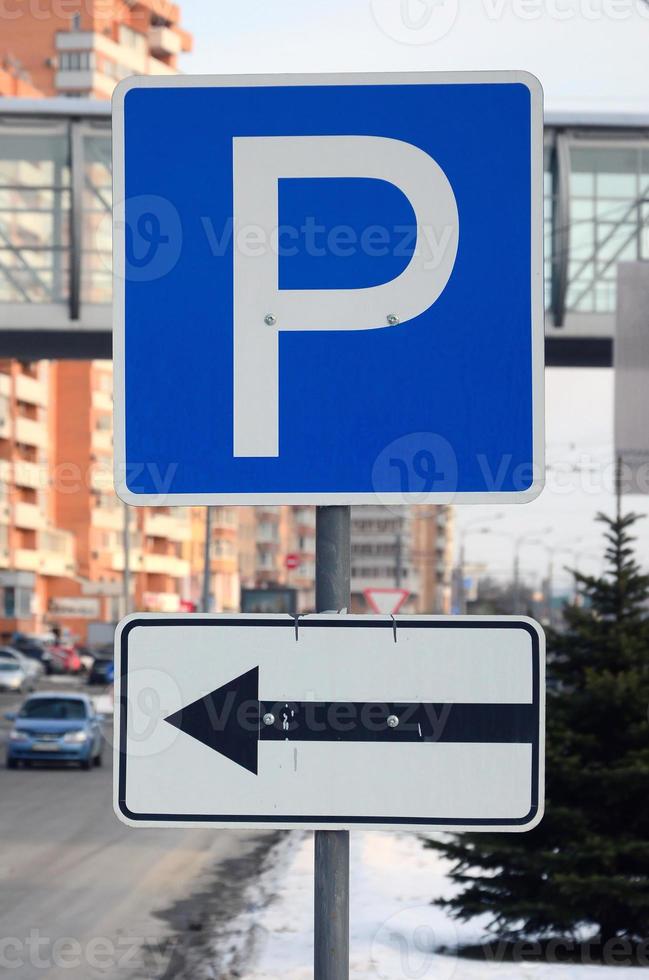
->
[219,831,644,980]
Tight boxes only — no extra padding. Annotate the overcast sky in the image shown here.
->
[178,1,649,590]
[180,0,649,111]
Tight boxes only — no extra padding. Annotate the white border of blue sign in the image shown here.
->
[112,71,545,506]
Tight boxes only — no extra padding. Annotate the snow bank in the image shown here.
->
[230,831,643,980]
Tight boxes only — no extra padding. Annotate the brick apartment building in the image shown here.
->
[1,0,192,99]
[0,0,323,639]
[351,505,454,615]
[0,0,199,640]
[0,1,453,637]
[0,360,76,636]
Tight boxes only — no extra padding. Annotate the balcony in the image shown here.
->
[147,57,177,76]
[14,540,74,576]
[92,428,112,452]
[15,417,47,449]
[13,460,44,490]
[91,507,124,531]
[38,529,76,577]
[213,508,237,531]
[110,549,143,572]
[56,30,146,72]
[89,466,113,494]
[211,555,238,575]
[14,373,45,406]
[142,590,181,613]
[145,513,190,542]
[14,548,39,572]
[14,501,46,531]
[257,506,280,519]
[294,507,316,528]
[148,26,182,56]
[55,69,114,98]
[255,552,278,573]
[142,553,190,577]
[40,550,75,577]
[92,389,112,412]
[257,525,279,545]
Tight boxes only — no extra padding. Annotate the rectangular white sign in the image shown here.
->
[114,614,544,832]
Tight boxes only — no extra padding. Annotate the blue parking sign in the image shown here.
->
[113,71,544,505]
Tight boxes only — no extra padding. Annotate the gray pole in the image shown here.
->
[458,537,466,615]
[202,506,213,613]
[394,531,402,588]
[122,502,131,617]
[512,540,520,614]
[314,505,350,980]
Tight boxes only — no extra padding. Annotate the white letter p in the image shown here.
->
[233,135,459,457]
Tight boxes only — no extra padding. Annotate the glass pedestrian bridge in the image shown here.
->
[0,98,648,365]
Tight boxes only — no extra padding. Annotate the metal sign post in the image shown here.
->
[314,505,351,979]
[112,70,547,980]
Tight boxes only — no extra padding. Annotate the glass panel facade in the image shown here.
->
[82,132,112,304]
[566,143,649,314]
[0,109,648,330]
[0,126,70,304]
[543,144,554,312]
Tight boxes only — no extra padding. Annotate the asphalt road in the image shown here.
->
[0,680,277,979]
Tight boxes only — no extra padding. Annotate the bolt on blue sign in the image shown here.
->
[113,71,544,505]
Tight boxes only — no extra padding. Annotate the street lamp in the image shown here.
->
[517,536,600,620]
[457,513,506,614]
[523,537,576,626]
[510,528,553,614]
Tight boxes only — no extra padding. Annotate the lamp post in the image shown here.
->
[511,527,553,615]
[516,537,601,621]
[457,513,505,614]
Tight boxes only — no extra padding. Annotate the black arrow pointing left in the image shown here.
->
[164,667,536,775]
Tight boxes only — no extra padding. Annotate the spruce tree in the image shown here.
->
[428,512,649,945]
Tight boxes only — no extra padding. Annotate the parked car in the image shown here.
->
[0,647,43,684]
[10,634,57,675]
[0,661,31,694]
[87,647,114,686]
[47,644,82,675]
[5,693,104,770]
[76,647,95,674]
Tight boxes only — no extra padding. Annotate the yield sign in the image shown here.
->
[364,588,410,615]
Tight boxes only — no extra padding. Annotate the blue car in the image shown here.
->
[6,693,104,770]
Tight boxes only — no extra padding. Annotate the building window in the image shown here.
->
[71,12,81,31]
[3,585,32,619]
[0,129,71,305]
[118,25,147,57]
[566,144,649,314]
[59,51,94,71]
[0,394,9,431]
